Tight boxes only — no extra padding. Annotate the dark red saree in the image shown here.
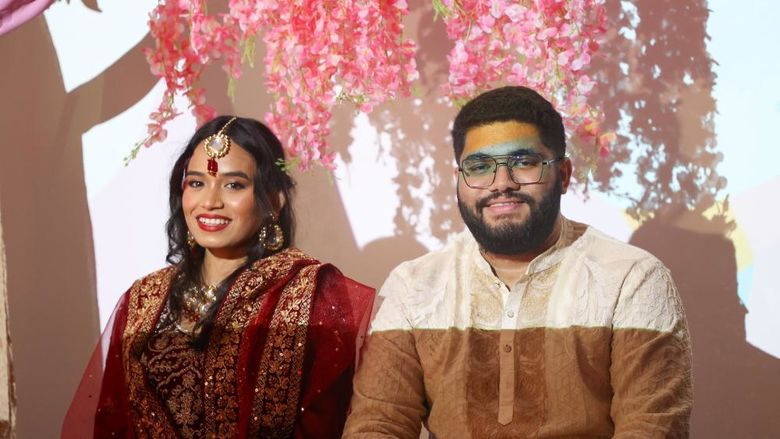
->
[63,248,374,438]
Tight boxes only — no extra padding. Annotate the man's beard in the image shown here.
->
[457,179,562,255]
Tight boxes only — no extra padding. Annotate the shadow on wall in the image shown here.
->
[0,11,157,439]
[589,0,724,220]
[588,0,780,436]
[631,212,780,438]
[295,0,450,288]
[366,0,462,248]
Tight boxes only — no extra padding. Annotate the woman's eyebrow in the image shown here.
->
[220,171,251,179]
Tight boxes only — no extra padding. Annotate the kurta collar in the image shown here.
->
[470,215,580,279]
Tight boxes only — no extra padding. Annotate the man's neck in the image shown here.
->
[481,217,563,288]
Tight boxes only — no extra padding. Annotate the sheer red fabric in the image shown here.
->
[62,250,374,438]
[62,291,131,438]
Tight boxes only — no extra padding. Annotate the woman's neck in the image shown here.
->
[201,250,248,286]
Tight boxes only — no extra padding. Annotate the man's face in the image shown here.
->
[456,121,570,255]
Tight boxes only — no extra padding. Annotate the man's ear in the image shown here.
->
[559,157,573,194]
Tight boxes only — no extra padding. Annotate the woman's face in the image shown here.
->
[182,140,263,259]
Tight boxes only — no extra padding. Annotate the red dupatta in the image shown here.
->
[62,248,374,438]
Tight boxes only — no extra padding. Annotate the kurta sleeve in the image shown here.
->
[342,269,427,439]
[610,260,693,438]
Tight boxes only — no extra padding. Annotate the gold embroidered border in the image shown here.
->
[122,267,178,438]
[203,248,314,436]
[201,265,265,437]
[249,263,319,437]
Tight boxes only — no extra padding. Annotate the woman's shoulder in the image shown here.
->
[128,265,178,292]
[277,247,373,291]
[117,266,179,316]
[319,267,373,293]
[278,247,320,265]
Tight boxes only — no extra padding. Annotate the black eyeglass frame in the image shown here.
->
[458,154,566,189]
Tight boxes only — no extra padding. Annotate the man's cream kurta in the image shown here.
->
[344,217,692,438]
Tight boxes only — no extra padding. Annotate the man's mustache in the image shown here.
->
[476,192,535,210]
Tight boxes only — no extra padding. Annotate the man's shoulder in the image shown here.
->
[389,230,473,278]
[372,233,473,330]
[576,223,665,271]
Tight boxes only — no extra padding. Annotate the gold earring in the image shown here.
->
[186,231,196,249]
[258,227,267,246]
[266,223,284,251]
[259,217,284,252]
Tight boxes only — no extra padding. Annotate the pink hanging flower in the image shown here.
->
[139,0,418,170]
[598,132,616,158]
[438,0,615,184]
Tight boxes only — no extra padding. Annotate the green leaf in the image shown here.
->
[242,35,256,67]
[123,141,144,166]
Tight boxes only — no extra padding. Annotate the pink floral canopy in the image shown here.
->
[2,0,613,174]
[137,0,612,172]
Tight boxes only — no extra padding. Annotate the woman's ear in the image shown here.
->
[276,190,287,214]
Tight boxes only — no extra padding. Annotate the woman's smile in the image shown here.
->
[196,214,232,231]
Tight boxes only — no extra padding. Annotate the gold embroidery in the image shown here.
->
[121,249,320,437]
[201,275,253,436]
[203,248,316,437]
[123,267,178,438]
[250,263,319,437]
[142,310,205,438]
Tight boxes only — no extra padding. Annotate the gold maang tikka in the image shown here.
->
[203,116,238,176]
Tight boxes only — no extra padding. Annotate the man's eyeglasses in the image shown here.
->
[458,154,565,189]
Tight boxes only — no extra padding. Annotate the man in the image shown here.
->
[343,86,692,438]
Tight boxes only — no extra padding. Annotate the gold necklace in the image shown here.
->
[176,284,218,334]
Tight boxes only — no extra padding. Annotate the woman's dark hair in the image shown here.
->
[451,86,566,163]
[163,115,296,343]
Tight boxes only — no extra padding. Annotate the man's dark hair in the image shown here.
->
[451,86,566,162]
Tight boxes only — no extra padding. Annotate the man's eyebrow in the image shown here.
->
[464,148,539,160]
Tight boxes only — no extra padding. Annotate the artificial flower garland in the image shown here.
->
[436,0,614,183]
[138,0,610,173]
[135,0,417,170]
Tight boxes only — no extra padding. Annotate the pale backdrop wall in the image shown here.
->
[0,0,778,437]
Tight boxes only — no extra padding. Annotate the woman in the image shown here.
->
[63,116,375,438]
